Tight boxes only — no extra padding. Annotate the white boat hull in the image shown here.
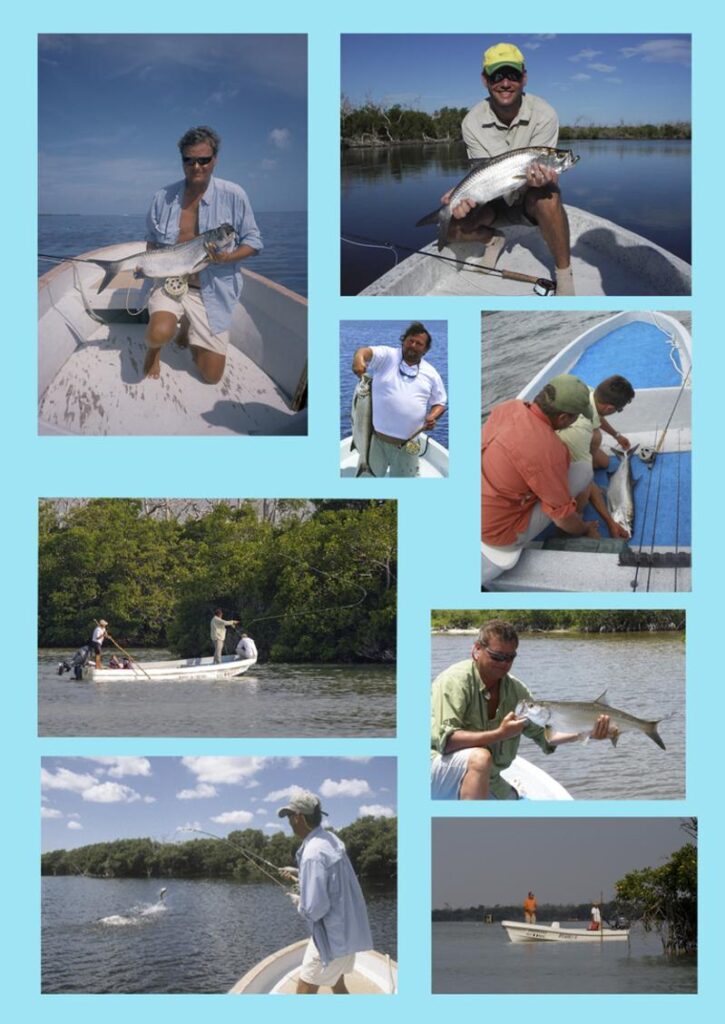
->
[228,940,398,994]
[81,654,256,682]
[340,435,449,477]
[502,920,629,943]
[500,756,573,801]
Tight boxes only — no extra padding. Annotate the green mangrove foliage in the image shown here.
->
[39,499,397,662]
[431,609,684,634]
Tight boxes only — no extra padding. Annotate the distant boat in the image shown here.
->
[228,940,398,994]
[339,435,449,477]
[38,243,308,436]
[82,654,256,683]
[361,206,691,297]
[501,920,630,943]
[482,311,692,592]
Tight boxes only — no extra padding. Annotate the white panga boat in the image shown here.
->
[360,206,691,297]
[38,242,308,436]
[81,654,256,683]
[500,755,573,801]
[339,434,449,477]
[482,311,692,592]
[501,920,630,943]
[228,940,398,994]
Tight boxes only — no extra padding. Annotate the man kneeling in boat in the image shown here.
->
[143,125,262,383]
[442,43,576,295]
[278,792,373,994]
[481,374,600,583]
[431,619,616,800]
[557,374,635,539]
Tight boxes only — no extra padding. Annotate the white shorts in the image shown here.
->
[431,750,518,800]
[298,939,356,987]
[148,285,229,355]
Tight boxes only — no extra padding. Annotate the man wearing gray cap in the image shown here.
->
[278,791,373,994]
[481,374,600,584]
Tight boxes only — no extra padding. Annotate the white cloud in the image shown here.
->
[269,128,291,150]
[264,784,308,803]
[606,77,623,85]
[287,757,303,769]
[82,782,142,804]
[67,821,83,830]
[143,796,156,804]
[90,757,152,778]
[177,783,218,800]
[620,39,691,65]
[569,49,602,63]
[359,804,395,818]
[41,807,62,819]
[41,767,97,793]
[182,757,266,785]
[210,810,254,825]
[178,821,202,834]
[68,813,81,819]
[263,822,285,831]
[261,159,278,170]
[588,63,616,73]
[319,778,371,798]
[342,757,372,763]
[572,74,591,81]
[257,808,266,815]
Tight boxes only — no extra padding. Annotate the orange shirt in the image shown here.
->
[523,897,537,914]
[481,400,576,545]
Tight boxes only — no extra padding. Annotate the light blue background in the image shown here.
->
[2,0,715,1017]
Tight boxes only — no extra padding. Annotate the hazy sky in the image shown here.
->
[342,34,691,126]
[38,35,307,214]
[42,757,395,852]
[432,818,691,907]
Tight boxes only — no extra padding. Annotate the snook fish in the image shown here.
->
[515,691,667,750]
[351,374,374,477]
[606,444,639,537]
[416,147,580,251]
[88,223,236,293]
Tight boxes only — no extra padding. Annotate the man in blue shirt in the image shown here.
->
[278,791,373,994]
[143,125,263,383]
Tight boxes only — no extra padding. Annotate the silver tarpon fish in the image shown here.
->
[351,374,374,477]
[515,691,667,750]
[416,147,580,251]
[88,223,236,293]
[606,444,639,537]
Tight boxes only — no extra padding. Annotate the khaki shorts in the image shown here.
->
[148,285,229,355]
[299,939,356,987]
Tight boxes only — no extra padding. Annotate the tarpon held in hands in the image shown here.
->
[516,691,667,750]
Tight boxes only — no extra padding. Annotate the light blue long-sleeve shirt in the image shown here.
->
[295,826,373,965]
[144,176,263,335]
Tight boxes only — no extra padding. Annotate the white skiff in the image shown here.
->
[502,920,630,943]
[482,311,692,592]
[340,434,449,477]
[81,653,256,683]
[38,242,307,436]
[228,940,398,994]
[500,755,573,801]
[361,206,690,297]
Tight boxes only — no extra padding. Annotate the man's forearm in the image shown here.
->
[444,728,502,753]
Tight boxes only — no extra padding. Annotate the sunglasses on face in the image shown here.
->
[182,156,214,166]
[488,68,523,84]
[480,644,517,663]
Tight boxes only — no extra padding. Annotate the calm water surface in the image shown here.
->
[341,140,691,294]
[39,649,395,737]
[42,876,396,993]
[432,921,696,993]
[38,211,308,297]
[431,633,684,799]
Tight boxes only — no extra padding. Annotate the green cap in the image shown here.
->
[547,374,593,419]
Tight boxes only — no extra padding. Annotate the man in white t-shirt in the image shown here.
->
[351,322,447,477]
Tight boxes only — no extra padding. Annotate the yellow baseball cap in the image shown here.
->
[483,43,525,74]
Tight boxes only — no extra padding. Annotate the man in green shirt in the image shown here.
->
[431,619,615,799]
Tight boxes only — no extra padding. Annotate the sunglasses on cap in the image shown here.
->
[487,67,523,84]
[182,155,214,166]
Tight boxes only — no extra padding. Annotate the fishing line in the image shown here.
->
[341,235,400,265]
[178,827,294,891]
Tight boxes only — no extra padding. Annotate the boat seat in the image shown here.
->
[481,542,522,586]
[541,537,630,554]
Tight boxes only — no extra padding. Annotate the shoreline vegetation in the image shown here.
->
[431,610,684,634]
[341,101,691,147]
[39,499,396,663]
[42,817,397,885]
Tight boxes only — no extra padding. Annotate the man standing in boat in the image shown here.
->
[210,608,238,664]
[143,126,263,383]
[278,791,373,994]
[442,43,576,295]
[90,619,108,669]
[481,374,601,584]
[352,322,447,477]
[524,891,537,924]
[431,619,616,800]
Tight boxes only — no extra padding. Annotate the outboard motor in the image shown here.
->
[57,645,92,680]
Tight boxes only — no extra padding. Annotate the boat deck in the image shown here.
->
[569,319,685,387]
[273,971,388,994]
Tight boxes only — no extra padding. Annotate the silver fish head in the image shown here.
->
[213,223,236,245]
[552,149,580,172]
[515,699,549,726]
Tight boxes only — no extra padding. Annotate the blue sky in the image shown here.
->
[38,35,307,214]
[41,757,396,851]
[342,34,691,126]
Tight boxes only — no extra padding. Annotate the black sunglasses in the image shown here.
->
[488,68,523,84]
[481,644,517,663]
[183,156,214,166]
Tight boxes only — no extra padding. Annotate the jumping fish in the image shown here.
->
[351,374,374,477]
[416,147,580,251]
[606,444,639,538]
[87,224,236,293]
[515,691,667,750]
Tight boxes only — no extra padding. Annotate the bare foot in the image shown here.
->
[143,347,161,379]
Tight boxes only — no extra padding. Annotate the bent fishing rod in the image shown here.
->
[178,827,295,891]
[342,232,555,295]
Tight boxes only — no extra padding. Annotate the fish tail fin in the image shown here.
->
[647,722,667,751]
[88,258,122,294]
[415,207,442,228]
[436,208,452,252]
[610,733,619,748]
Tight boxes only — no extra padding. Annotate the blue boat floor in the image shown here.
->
[569,321,684,389]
